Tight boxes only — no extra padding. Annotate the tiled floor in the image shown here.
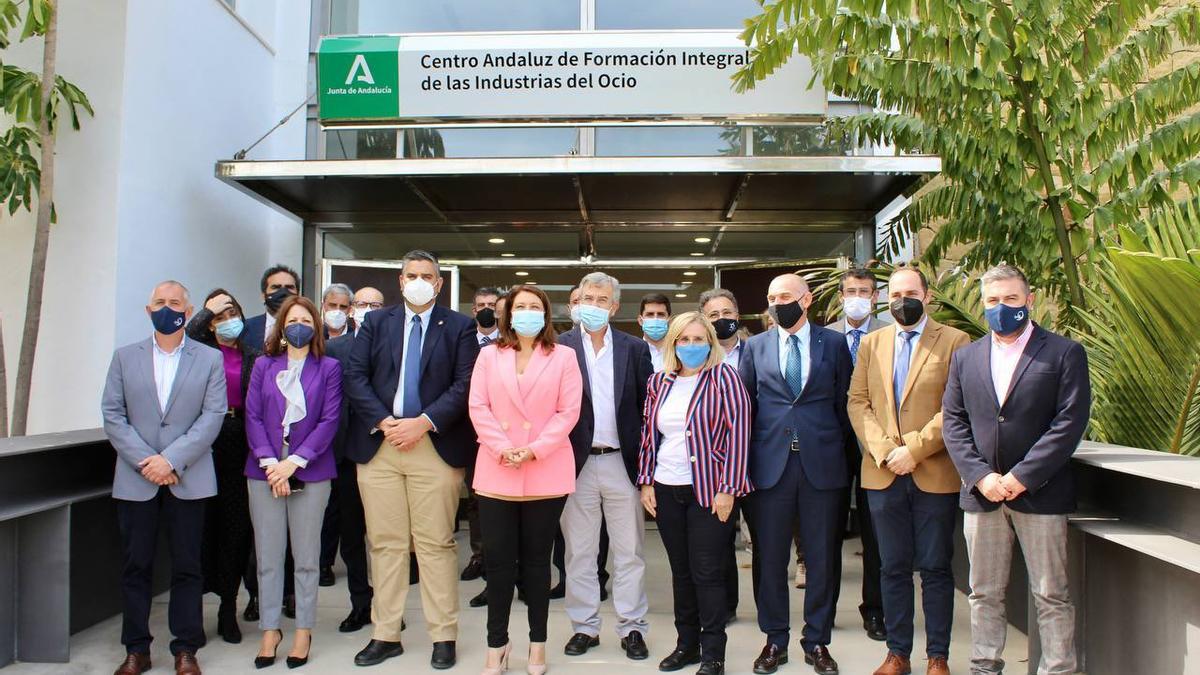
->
[5,529,1026,674]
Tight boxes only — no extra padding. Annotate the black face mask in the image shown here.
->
[769,301,805,330]
[264,287,294,314]
[475,307,497,330]
[889,297,925,327]
[712,318,740,341]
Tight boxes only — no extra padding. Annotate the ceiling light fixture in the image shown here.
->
[693,236,712,243]
[488,237,506,244]
[515,271,529,277]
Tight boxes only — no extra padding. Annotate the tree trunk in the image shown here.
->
[0,313,8,438]
[11,4,57,436]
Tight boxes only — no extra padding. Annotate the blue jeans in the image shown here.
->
[866,475,958,659]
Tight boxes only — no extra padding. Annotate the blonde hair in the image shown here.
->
[661,311,726,373]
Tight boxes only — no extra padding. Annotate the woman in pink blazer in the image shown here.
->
[469,284,583,675]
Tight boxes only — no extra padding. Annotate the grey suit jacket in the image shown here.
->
[827,313,891,336]
[101,337,226,501]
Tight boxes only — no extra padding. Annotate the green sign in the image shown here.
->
[317,35,400,121]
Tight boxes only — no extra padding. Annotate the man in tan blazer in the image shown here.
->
[848,267,970,675]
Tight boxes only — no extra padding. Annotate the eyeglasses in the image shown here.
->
[354,301,384,310]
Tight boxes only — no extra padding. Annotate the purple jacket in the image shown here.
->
[244,352,342,482]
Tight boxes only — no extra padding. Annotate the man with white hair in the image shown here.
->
[558,271,654,660]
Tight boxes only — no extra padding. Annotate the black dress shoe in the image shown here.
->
[340,606,372,633]
[549,579,565,599]
[658,646,701,671]
[243,595,260,622]
[621,631,649,660]
[319,566,336,587]
[460,556,485,581]
[354,639,404,667]
[430,641,456,670]
[217,600,242,644]
[564,633,599,656]
[753,644,788,674]
[286,637,312,669]
[469,588,488,607]
[255,630,282,669]
[804,645,839,675]
[283,595,296,620]
[697,662,725,675]
[863,616,887,642]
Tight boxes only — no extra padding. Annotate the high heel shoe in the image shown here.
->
[481,641,511,674]
[286,634,312,669]
[527,642,547,675]
[254,629,282,669]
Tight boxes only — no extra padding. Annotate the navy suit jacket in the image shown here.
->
[558,327,653,484]
[243,313,268,349]
[942,324,1091,514]
[739,322,855,491]
[343,303,480,468]
[325,333,357,463]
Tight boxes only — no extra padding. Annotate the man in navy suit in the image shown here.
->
[558,272,655,661]
[943,265,1091,675]
[242,264,301,347]
[740,273,854,675]
[343,250,479,670]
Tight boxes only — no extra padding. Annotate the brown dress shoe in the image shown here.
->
[174,651,201,675]
[872,652,912,675]
[752,644,788,674]
[113,653,151,675]
[926,655,950,675]
[804,645,839,674]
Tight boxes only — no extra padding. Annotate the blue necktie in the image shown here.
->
[402,314,423,418]
[849,329,864,366]
[893,330,917,410]
[785,334,804,399]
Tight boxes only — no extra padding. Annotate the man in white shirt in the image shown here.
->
[322,283,355,340]
[351,287,385,337]
[637,292,672,372]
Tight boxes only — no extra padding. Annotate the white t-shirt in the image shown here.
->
[654,374,699,486]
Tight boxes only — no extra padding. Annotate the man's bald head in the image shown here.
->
[354,286,384,305]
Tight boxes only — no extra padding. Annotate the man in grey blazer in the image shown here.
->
[826,268,889,642]
[101,280,226,675]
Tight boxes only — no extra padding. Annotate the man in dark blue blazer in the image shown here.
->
[558,272,655,661]
[943,265,1091,675]
[343,250,479,670]
[241,264,301,348]
[739,273,854,675]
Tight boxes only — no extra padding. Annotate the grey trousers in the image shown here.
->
[561,451,649,638]
[248,478,331,631]
[963,506,1076,675]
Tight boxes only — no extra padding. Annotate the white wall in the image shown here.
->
[0,0,309,434]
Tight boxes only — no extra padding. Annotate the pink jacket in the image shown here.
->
[469,342,583,498]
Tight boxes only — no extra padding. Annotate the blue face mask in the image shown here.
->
[510,310,546,337]
[151,306,186,336]
[284,323,315,348]
[578,304,611,332]
[214,318,244,341]
[676,343,711,370]
[642,318,668,341]
[985,302,1030,336]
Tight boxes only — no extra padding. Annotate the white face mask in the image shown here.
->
[324,309,348,332]
[353,307,373,325]
[569,305,581,325]
[843,296,872,322]
[402,278,436,306]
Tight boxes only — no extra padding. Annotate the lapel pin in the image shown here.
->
[438,320,444,325]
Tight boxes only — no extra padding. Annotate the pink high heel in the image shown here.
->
[527,642,547,675]
[482,641,511,675]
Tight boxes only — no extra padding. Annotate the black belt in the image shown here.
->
[590,446,620,455]
[790,438,801,452]
[226,408,243,419]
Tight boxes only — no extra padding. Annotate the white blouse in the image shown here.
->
[654,374,699,486]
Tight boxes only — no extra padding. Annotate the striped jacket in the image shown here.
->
[637,362,753,506]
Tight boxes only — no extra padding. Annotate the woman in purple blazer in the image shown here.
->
[244,296,342,669]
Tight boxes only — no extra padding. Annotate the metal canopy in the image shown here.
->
[215,155,940,227]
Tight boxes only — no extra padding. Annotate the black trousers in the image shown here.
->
[335,458,373,610]
[117,489,207,655]
[724,504,741,616]
[654,483,733,662]
[478,495,568,648]
[201,416,253,604]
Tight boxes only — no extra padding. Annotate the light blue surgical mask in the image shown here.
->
[676,343,711,370]
[510,310,546,337]
[642,318,668,341]
[214,318,244,341]
[578,303,611,332]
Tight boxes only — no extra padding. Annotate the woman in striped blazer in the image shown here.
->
[637,311,752,675]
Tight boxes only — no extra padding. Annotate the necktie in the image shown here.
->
[785,334,804,399]
[849,329,864,365]
[402,315,423,419]
[893,330,917,411]
[480,335,492,346]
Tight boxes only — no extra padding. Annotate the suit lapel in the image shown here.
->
[565,329,592,402]
[882,325,898,417]
[899,322,942,407]
[518,346,552,396]
[763,329,788,398]
[684,367,713,420]
[419,306,446,376]
[389,306,407,375]
[978,338,1001,411]
[498,348,529,418]
[799,325,825,400]
[1002,326,1047,408]
[611,330,628,410]
[162,342,197,418]
[135,341,162,419]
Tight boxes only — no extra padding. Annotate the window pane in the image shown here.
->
[406,128,579,158]
[325,129,399,159]
[331,0,579,33]
[596,0,761,29]
[596,126,743,157]
[752,126,854,157]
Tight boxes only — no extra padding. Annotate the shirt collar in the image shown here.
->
[777,320,811,346]
[479,328,499,341]
[848,316,870,334]
[991,320,1035,350]
[152,334,186,356]
[897,314,929,338]
[406,303,435,326]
